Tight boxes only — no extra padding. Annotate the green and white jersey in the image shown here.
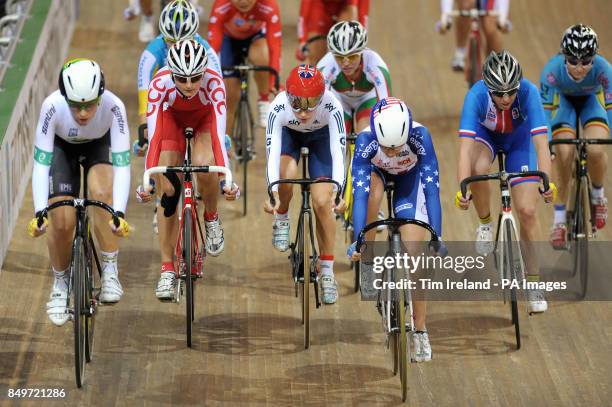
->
[317,48,392,111]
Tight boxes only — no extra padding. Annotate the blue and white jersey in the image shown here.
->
[458,79,548,138]
[540,53,612,125]
[351,123,442,239]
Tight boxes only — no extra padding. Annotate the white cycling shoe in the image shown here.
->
[528,289,548,314]
[47,284,69,326]
[412,331,432,362]
[321,274,338,304]
[205,217,225,256]
[99,269,123,303]
[272,218,290,252]
[156,272,177,301]
[475,224,495,256]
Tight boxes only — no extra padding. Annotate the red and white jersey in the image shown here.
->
[145,67,229,169]
[207,0,282,77]
[297,0,369,43]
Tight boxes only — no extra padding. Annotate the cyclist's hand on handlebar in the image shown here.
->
[347,241,361,261]
[220,179,240,201]
[132,139,148,157]
[435,14,451,34]
[264,191,280,214]
[136,184,154,203]
[295,42,307,61]
[455,190,471,210]
[27,215,48,238]
[109,216,130,237]
[428,239,448,257]
[333,197,347,214]
[540,182,557,204]
[497,18,512,33]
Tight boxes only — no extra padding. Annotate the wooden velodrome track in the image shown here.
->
[1,0,611,405]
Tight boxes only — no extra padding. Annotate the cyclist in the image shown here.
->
[27,59,131,326]
[317,20,391,230]
[296,0,369,66]
[455,50,555,313]
[135,0,217,233]
[264,64,347,304]
[540,24,611,249]
[347,97,443,362]
[207,0,282,129]
[437,0,510,71]
[318,20,391,137]
[136,39,239,301]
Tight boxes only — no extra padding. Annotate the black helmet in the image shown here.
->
[561,24,598,58]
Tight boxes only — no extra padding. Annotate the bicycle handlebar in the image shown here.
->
[267,179,342,207]
[301,34,327,55]
[221,64,280,91]
[143,165,233,192]
[355,218,440,252]
[346,133,358,142]
[447,9,499,18]
[37,199,121,228]
[549,138,612,150]
[460,170,549,198]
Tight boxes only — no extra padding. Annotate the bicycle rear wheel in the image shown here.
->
[184,207,194,348]
[467,36,479,87]
[239,99,253,216]
[504,221,521,350]
[353,260,360,293]
[85,234,97,363]
[72,236,87,387]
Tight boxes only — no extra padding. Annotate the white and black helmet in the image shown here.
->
[58,58,105,102]
[561,24,598,58]
[167,39,208,76]
[159,0,199,42]
[482,50,522,93]
[327,20,368,56]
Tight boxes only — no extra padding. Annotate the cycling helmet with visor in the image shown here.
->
[285,64,325,112]
[159,0,200,43]
[327,20,368,57]
[58,58,105,109]
[561,24,598,66]
[482,50,522,98]
[167,39,208,83]
[370,97,413,148]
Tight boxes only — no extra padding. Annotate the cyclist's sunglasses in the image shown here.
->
[288,94,322,112]
[67,98,100,110]
[489,88,518,98]
[565,55,594,66]
[333,53,362,64]
[173,73,203,84]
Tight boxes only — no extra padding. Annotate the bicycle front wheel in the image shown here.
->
[504,221,521,350]
[302,212,312,349]
[240,99,253,216]
[397,283,408,402]
[571,177,589,299]
[467,36,479,87]
[72,236,87,387]
[85,233,97,363]
[184,207,194,348]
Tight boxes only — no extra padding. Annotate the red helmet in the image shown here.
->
[286,64,325,98]
[286,64,325,111]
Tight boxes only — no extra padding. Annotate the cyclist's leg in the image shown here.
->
[453,0,474,70]
[248,34,272,126]
[550,95,578,206]
[581,94,609,189]
[337,2,358,21]
[582,94,610,228]
[470,126,495,219]
[220,35,244,139]
[305,0,333,65]
[479,0,503,53]
[47,138,80,271]
[248,35,270,96]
